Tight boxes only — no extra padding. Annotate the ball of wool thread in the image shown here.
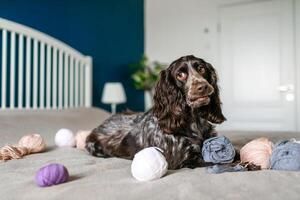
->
[240,137,274,169]
[270,139,300,171]
[75,130,90,150]
[202,136,236,164]
[55,129,76,147]
[18,134,46,153]
[35,163,69,187]
[0,134,46,161]
[131,147,168,181]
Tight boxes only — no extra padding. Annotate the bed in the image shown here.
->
[1,18,300,200]
[1,109,300,200]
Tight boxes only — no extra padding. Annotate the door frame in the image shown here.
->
[296,0,300,131]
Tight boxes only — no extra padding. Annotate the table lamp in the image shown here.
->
[101,82,126,114]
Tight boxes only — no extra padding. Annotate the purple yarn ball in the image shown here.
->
[35,163,69,187]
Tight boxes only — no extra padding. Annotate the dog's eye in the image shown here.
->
[197,66,205,74]
[177,72,187,81]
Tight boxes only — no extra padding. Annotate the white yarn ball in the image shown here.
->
[131,147,168,181]
[55,128,76,147]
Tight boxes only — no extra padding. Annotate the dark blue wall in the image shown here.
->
[0,0,144,112]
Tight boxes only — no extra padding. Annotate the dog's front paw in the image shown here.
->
[180,143,203,169]
[191,143,201,154]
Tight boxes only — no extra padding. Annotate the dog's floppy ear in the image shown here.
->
[152,69,189,133]
[201,62,226,124]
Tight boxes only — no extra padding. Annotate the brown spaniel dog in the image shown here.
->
[86,55,226,169]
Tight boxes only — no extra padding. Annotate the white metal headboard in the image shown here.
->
[0,18,92,110]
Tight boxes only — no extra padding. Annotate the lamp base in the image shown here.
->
[111,103,117,114]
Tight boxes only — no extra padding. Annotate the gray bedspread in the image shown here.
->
[0,108,300,200]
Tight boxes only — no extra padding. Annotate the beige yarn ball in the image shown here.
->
[75,130,91,150]
[240,137,274,169]
[18,134,46,153]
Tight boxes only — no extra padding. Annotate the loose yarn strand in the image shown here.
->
[0,145,29,161]
[0,134,46,162]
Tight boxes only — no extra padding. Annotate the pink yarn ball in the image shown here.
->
[18,134,46,153]
[75,130,91,150]
[240,137,274,169]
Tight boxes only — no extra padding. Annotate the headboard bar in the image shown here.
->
[0,18,93,110]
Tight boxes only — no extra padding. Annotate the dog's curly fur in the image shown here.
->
[85,55,226,169]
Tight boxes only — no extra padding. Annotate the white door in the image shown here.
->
[219,0,296,131]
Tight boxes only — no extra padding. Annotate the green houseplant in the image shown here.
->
[130,55,165,109]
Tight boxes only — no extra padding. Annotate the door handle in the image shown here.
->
[277,84,295,101]
[277,84,294,92]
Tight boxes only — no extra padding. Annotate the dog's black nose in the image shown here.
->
[197,84,208,93]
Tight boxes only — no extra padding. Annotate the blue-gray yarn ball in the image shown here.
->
[202,136,235,164]
[270,140,300,171]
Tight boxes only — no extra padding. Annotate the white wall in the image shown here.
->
[145,0,216,65]
[145,0,254,67]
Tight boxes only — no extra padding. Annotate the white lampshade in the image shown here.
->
[101,82,127,104]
